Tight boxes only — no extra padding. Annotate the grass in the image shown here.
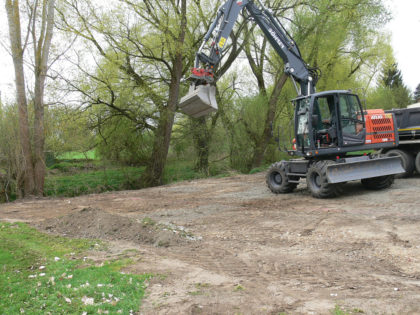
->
[45,167,144,197]
[44,159,223,198]
[332,305,364,314]
[40,150,266,199]
[0,222,151,314]
[57,150,98,160]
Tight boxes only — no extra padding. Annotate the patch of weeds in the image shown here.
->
[44,167,145,198]
[188,290,203,296]
[233,284,244,292]
[0,222,151,314]
[141,217,156,227]
[331,305,363,315]
[195,282,210,289]
[249,164,270,174]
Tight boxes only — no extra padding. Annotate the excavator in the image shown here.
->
[179,0,404,198]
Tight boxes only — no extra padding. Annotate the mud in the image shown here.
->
[1,173,420,314]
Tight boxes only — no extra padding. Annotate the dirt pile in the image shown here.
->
[34,207,183,247]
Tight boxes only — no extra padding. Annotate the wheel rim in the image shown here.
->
[272,172,282,185]
[311,171,321,188]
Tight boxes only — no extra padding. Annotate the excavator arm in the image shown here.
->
[180,0,318,117]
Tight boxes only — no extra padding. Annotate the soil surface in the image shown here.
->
[2,173,420,314]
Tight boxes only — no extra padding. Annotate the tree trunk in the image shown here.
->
[6,0,36,196]
[191,116,210,175]
[140,0,187,187]
[6,0,55,197]
[33,0,55,195]
[251,73,288,168]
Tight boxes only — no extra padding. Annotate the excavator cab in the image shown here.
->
[293,90,374,157]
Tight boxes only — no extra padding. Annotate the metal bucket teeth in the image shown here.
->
[179,85,218,118]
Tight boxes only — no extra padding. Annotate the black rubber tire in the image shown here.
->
[415,152,420,174]
[385,149,415,177]
[361,175,394,190]
[306,160,343,198]
[266,161,298,194]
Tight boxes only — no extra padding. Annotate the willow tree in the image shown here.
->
[59,0,226,186]
[5,0,55,196]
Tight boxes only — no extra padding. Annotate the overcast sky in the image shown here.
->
[386,0,420,91]
[0,0,419,102]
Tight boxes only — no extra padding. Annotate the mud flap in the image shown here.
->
[179,85,218,118]
[326,156,404,184]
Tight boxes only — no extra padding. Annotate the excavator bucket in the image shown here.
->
[179,85,218,118]
[326,156,404,184]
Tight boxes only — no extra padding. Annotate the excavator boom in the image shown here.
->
[179,0,316,117]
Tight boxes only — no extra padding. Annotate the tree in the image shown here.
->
[382,63,404,88]
[5,0,55,196]
[59,0,218,186]
[380,62,412,108]
[414,83,420,103]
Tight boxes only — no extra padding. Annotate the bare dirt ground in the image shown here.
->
[2,173,420,314]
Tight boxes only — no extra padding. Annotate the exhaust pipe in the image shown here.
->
[179,85,218,118]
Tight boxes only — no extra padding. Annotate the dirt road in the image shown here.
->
[2,173,420,314]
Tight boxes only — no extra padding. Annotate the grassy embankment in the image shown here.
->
[0,222,150,314]
[45,150,259,198]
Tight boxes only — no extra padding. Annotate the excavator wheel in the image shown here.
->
[361,175,394,190]
[266,162,298,194]
[306,160,343,198]
[385,149,415,178]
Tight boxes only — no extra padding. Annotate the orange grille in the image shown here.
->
[373,133,393,139]
[372,118,391,125]
[364,109,395,144]
[373,126,393,132]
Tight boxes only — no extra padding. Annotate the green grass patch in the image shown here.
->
[57,150,98,160]
[0,222,151,314]
[249,164,270,174]
[331,305,364,314]
[45,167,144,197]
[163,161,207,183]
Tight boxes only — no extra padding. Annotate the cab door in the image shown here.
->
[338,94,366,146]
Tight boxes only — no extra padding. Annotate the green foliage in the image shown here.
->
[57,150,97,160]
[0,222,150,314]
[42,158,233,199]
[95,116,154,166]
[227,94,268,172]
[367,62,412,109]
[46,107,95,159]
[45,167,145,197]
[414,84,420,103]
[381,63,404,88]
[0,103,21,201]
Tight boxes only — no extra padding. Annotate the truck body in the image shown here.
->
[384,103,420,176]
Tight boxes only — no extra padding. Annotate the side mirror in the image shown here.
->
[311,114,319,127]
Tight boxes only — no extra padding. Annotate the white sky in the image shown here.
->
[385,0,420,91]
[0,0,419,102]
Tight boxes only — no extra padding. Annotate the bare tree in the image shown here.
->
[5,0,55,196]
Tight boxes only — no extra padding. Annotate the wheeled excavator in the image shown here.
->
[179,0,404,198]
